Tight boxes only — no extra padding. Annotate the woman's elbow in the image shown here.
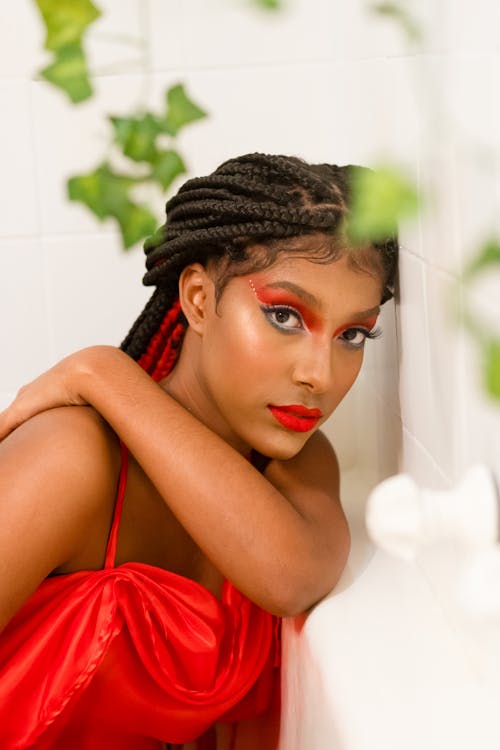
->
[265,525,352,618]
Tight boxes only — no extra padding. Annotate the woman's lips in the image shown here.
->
[268,404,323,433]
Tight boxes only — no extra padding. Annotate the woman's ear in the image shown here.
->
[178,263,214,335]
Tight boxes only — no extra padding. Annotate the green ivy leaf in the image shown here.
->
[40,42,93,103]
[117,203,158,249]
[464,238,500,281]
[484,339,500,401]
[68,163,129,218]
[151,150,186,191]
[68,164,156,248]
[369,2,422,43]
[348,165,419,243]
[110,114,164,163]
[163,84,207,136]
[34,0,99,102]
[35,0,101,51]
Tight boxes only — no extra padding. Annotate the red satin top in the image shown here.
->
[0,443,280,749]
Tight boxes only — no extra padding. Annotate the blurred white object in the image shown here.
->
[457,547,500,618]
[365,465,499,560]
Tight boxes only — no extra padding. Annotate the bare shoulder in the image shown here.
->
[0,406,121,631]
[2,403,118,456]
[0,405,121,504]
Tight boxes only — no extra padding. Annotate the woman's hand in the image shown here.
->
[0,346,119,441]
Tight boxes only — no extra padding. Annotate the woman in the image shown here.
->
[0,153,397,749]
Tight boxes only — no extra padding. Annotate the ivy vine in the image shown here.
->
[35,0,100,103]
[33,0,284,249]
[33,0,208,248]
[68,85,207,248]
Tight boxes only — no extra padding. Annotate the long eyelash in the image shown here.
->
[363,326,382,340]
[341,326,383,349]
[260,304,303,334]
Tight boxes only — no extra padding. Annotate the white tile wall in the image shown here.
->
[417,144,461,274]
[444,54,496,153]
[43,233,151,359]
[3,0,498,484]
[362,298,400,416]
[85,0,144,74]
[3,2,500,745]
[0,81,40,237]
[149,63,341,173]
[149,0,336,70]
[397,251,435,451]
[31,74,150,236]
[0,238,52,390]
[443,0,500,53]
[0,0,44,80]
[422,265,463,480]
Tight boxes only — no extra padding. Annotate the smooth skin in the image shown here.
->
[0,253,382,632]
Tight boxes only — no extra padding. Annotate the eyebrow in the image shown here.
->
[263,281,380,319]
[348,305,381,320]
[264,281,322,309]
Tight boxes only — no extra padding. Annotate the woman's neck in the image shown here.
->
[158,329,251,456]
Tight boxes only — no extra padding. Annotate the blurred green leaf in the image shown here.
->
[348,165,419,243]
[253,0,282,8]
[35,0,101,51]
[151,150,186,190]
[144,224,165,252]
[34,0,99,102]
[40,42,92,103]
[464,238,500,280]
[117,203,158,249]
[484,339,500,400]
[68,163,156,248]
[68,163,129,218]
[369,2,422,43]
[111,114,163,163]
[163,84,207,136]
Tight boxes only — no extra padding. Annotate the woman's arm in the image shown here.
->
[0,406,120,632]
[0,347,350,616]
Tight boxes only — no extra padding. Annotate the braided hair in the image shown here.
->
[120,153,398,382]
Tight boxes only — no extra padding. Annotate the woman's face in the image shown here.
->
[187,251,383,459]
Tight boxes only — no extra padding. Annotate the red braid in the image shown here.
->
[137,300,187,382]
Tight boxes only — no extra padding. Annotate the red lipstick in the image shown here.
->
[268,404,322,433]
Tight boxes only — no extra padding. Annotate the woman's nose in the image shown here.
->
[291,339,333,393]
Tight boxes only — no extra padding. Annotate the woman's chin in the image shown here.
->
[251,431,311,462]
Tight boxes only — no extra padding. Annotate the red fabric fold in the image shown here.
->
[0,443,280,749]
[0,565,280,748]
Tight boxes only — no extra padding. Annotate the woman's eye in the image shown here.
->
[262,306,303,332]
[341,328,366,346]
[340,327,381,348]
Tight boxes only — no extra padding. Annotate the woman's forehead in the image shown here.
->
[249,248,382,283]
[240,254,383,311]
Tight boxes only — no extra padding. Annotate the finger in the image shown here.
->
[0,405,25,442]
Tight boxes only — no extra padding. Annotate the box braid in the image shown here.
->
[120,153,398,382]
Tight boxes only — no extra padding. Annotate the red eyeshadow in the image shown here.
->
[249,279,379,337]
[251,284,323,332]
[333,316,378,338]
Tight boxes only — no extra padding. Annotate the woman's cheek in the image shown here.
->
[342,351,365,391]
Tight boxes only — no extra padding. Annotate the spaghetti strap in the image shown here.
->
[104,440,129,569]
